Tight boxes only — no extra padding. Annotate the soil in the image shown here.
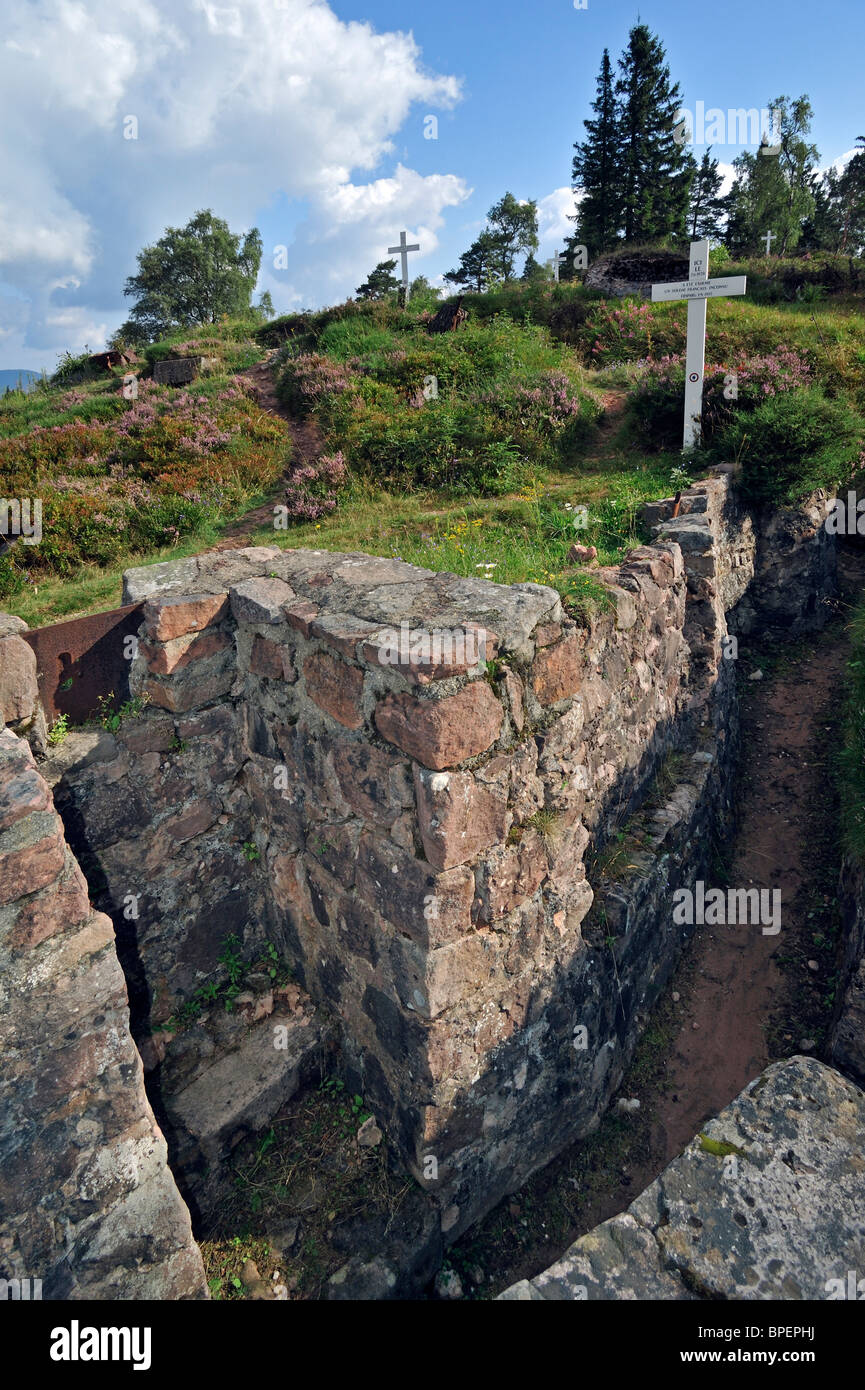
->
[212,353,325,551]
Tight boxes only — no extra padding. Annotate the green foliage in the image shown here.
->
[275,309,603,497]
[707,386,865,505]
[724,96,818,256]
[122,209,264,343]
[355,259,401,301]
[572,48,621,257]
[0,328,286,602]
[96,692,150,732]
[242,840,261,862]
[47,713,70,746]
[445,192,539,290]
[689,148,726,240]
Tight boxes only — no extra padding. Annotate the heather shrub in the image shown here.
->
[274,313,601,497]
[283,451,349,520]
[628,348,814,450]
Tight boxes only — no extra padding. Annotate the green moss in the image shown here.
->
[698,1134,748,1159]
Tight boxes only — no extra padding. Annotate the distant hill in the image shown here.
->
[0,370,41,393]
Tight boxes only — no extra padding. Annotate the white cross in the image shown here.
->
[549,250,565,282]
[763,229,776,255]
[651,239,747,451]
[387,230,420,297]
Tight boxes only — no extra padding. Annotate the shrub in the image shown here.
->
[283,451,349,520]
[706,386,865,506]
[629,348,813,451]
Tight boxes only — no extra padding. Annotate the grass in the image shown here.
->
[838,595,865,864]
[6,266,863,627]
[199,1074,420,1301]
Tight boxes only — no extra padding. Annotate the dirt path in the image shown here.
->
[212,353,324,551]
[649,558,858,1160]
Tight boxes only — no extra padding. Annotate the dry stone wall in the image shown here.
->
[55,472,753,1237]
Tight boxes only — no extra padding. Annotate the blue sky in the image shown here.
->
[0,0,861,370]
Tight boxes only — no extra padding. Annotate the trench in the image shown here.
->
[447,545,864,1298]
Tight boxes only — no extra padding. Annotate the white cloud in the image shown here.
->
[537,186,579,248]
[717,162,737,197]
[822,148,858,177]
[0,0,466,364]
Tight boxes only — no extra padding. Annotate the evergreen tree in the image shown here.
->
[355,259,400,300]
[614,24,695,244]
[689,148,726,239]
[520,252,548,282]
[571,49,621,254]
[836,137,865,254]
[443,231,503,292]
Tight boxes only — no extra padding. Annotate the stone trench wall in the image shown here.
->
[3,464,842,1277]
[0,727,206,1298]
[46,464,835,1241]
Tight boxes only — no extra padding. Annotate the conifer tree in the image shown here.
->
[614,24,695,244]
[689,148,726,239]
[571,49,621,255]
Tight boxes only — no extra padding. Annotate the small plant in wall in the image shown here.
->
[47,713,70,746]
[669,463,692,491]
[219,932,245,1011]
[241,839,261,862]
[96,690,150,732]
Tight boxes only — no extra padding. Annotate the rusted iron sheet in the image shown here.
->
[23,603,143,724]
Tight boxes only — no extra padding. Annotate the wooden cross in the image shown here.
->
[651,239,747,450]
[388,230,420,298]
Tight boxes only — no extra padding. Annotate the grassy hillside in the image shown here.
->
[3,255,864,628]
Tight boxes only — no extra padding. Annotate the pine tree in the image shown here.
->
[355,260,400,300]
[520,253,548,282]
[571,49,621,255]
[836,137,865,254]
[614,24,695,244]
[689,148,726,239]
[443,232,502,293]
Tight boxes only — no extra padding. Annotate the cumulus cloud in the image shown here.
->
[537,186,579,249]
[0,0,466,365]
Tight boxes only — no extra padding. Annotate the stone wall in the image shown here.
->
[831,857,865,1084]
[49,483,743,1237]
[0,728,206,1298]
[17,466,843,1249]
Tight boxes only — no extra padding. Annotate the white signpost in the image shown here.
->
[388,230,420,300]
[651,239,747,450]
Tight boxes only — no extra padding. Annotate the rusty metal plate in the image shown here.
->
[23,603,144,724]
